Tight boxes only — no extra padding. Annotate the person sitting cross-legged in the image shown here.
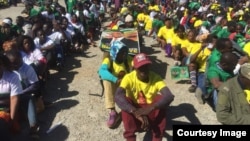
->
[115,53,174,141]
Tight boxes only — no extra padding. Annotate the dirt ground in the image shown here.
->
[0,2,220,141]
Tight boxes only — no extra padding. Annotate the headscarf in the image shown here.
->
[110,40,127,61]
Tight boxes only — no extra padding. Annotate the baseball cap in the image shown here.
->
[125,14,133,22]
[133,53,152,69]
[215,16,223,24]
[194,20,203,27]
[207,13,214,18]
[240,63,250,80]
[2,18,12,26]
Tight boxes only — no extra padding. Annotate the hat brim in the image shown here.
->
[134,61,152,69]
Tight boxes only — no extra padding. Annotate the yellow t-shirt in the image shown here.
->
[144,15,152,31]
[120,71,166,104]
[171,34,187,48]
[148,5,160,12]
[243,42,250,56]
[181,40,202,54]
[196,48,211,72]
[244,90,250,104]
[120,7,128,15]
[102,56,133,76]
[157,26,175,43]
[137,13,145,22]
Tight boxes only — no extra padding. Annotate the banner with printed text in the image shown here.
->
[99,28,140,55]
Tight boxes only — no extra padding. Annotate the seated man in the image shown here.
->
[5,50,40,137]
[216,63,250,124]
[0,54,22,140]
[115,53,174,141]
[206,52,238,108]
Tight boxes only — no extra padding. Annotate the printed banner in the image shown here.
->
[99,28,140,55]
[170,66,189,80]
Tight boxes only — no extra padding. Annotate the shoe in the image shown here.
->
[30,125,40,139]
[43,101,54,108]
[188,85,197,93]
[107,110,118,128]
[195,87,205,104]
[56,63,63,71]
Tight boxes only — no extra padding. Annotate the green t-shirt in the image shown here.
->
[238,21,247,28]
[216,27,230,38]
[206,63,234,94]
[152,19,164,32]
[211,25,222,36]
[207,48,221,69]
[188,2,200,10]
[202,21,211,29]
[67,0,76,14]
[30,8,39,17]
[11,25,24,35]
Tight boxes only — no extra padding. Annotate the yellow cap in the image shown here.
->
[194,20,202,27]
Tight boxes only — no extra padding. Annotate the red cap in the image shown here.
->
[133,53,152,69]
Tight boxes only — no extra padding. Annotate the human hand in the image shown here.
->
[116,79,122,86]
[238,56,249,65]
[201,43,208,49]
[136,115,149,131]
[133,106,155,117]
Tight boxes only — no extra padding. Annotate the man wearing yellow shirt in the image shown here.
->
[181,30,202,92]
[189,43,212,104]
[148,1,160,12]
[157,18,175,57]
[144,14,153,35]
[243,42,250,56]
[115,53,174,141]
[171,25,187,65]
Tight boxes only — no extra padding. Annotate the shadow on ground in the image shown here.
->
[164,103,201,141]
[11,54,82,141]
[37,99,79,141]
[140,42,169,79]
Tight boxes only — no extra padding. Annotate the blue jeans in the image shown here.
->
[55,44,64,64]
[20,94,37,127]
[213,89,218,109]
[197,73,207,95]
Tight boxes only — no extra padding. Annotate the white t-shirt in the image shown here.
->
[34,37,54,50]
[41,11,55,21]
[48,31,63,45]
[83,9,90,18]
[66,24,75,36]
[71,22,85,36]
[23,23,33,37]
[21,49,44,65]
[62,13,71,22]
[64,30,72,41]
[89,3,99,18]
[0,71,22,96]
[15,63,39,88]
